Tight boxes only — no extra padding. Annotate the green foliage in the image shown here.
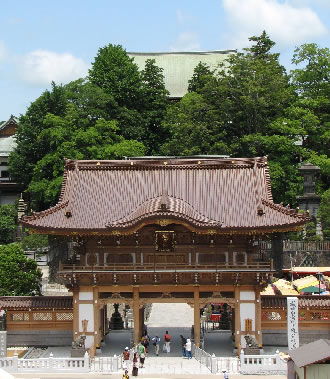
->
[319,189,330,239]
[141,59,169,153]
[20,234,48,254]
[0,204,17,244]
[0,243,42,296]
[188,62,214,93]
[10,78,147,210]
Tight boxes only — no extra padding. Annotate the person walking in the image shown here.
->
[123,347,130,371]
[185,338,192,359]
[138,342,146,368]
[152,335,160,356]
[132,352,138,376]
[180,334,187,357]
[163,330,171,353]
[223,370,229,379]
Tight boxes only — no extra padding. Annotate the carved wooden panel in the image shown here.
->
[199,253,226,264]
[146,254,186,264]
[106,253,133,264]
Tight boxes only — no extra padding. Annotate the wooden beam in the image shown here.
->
[133,287,140,345]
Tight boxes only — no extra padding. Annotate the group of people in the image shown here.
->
[122,330,194,378]
[122,332,230,378]
[179,334,192,359]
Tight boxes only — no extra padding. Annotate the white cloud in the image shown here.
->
[170,32,200,52]
[17,50,89,86]
[0,41,7,62]
[222,0,327,49]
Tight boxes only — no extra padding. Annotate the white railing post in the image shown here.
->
[13,352,18,372]
[113,354,118,372]
[49,352,54,372]
[211,353,217,374]
[240,350,244,372]
[84,351,89,372]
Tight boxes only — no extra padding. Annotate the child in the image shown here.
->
[122,369,129,379]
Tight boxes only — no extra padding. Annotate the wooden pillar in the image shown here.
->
[255,287,262,347]
[194,287,200,347]
[140,306,145,336]
[72,288,79,341]
[234,286,240,349]
[133,287,140,345]
[93,286,100,348]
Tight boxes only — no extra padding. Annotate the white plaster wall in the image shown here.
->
[85,335,94,349]
[240,303,255,331]
[79,292,93,300]
[79,304,94,332]
[240,291,255,300]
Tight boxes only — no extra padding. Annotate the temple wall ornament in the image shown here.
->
[155,231,175,251]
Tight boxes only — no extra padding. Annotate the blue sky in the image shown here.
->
[0,0,329,121]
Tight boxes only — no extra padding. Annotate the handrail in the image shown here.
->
[59,262,271,272]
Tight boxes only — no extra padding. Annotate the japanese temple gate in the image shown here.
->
[22,157,307,353]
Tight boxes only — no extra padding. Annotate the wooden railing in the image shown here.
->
[283,240,330,252]
[59,262,272,272]
[259,240,330,252]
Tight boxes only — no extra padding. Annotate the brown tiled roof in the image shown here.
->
[21,157,308,234]
[289,339,330,367]
[0,296,73,310]
[261,295,330,309]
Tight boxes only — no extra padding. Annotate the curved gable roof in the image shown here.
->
[21,157,308,235]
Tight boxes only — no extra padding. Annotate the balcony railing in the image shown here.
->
[59,261,272,273]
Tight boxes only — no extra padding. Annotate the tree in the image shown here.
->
[0,204,17,244]
[9,82,67,190]
[290,43,330,156]
[140,59,169,153]
[319,189,330,239]
[160,92,229,156]
[0,243,42,296]
[10,79,146,211]
[188,62,214,93]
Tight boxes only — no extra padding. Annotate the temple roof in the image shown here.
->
[21,157,308,235]
[0,296,73,310]
[128,51,235,98]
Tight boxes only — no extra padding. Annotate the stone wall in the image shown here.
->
[7,330,72,347]
[262,329,330,346]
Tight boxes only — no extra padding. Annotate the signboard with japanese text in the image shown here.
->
[287,297,299,350]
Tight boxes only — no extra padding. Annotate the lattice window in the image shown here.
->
[261,311,283,321]
[310,312,323,320]
[33,312,52,321]
[245,318,252,332]
[56,312,73,321]
[12,313,28,321]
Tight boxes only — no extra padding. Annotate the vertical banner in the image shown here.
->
[0,331,7,357]
[287,297,299,350]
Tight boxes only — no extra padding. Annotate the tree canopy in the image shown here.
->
[0,243,42,296]
[8,35,329,230]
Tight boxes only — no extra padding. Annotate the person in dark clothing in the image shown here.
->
[180,334,187,357]
[132,352,138,376]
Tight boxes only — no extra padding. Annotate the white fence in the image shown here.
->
[0,352,89,373]
[193,345,239,374]
[0,351,120,374]
[240,351,287,375]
